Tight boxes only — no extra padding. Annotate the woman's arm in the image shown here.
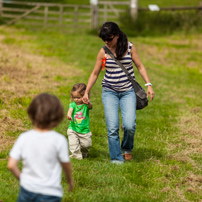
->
[7,157,21,180]
[131,44,155,101]
[82,48,104,103]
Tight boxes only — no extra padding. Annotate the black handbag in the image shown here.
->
[103,46,148,110]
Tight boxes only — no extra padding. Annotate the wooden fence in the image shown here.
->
[0,1,202,32]
[0,1,132,31]
[139,4,202,11]
[0,1,92,32]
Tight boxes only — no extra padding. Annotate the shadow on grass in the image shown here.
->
[87,147,164,163]
[87,146,109,160]
[132,148,164,162]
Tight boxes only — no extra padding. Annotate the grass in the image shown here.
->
[0,25,202,202]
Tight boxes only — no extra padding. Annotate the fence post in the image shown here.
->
[0,0,3,16]
[199,1,202,13]
[44,6,48,28]
[130,0,138,21]
[104,4,107,23]
[59,5,63,28]
[90,0,98,29]
[74,5,78,32]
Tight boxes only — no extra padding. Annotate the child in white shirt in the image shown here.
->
[8,93,74,202]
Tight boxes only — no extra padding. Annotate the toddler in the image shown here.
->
[67,83,92,160]
[8,93,73,202]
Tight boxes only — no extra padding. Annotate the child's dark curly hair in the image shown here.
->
[70,83,89,99]
[27,93,64,129]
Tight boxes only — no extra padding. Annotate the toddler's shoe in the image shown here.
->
[111,160,124,164]
[121,124,124,131]
[82,153,88,159]
[123,153,132,161]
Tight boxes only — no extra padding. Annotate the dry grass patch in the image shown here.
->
[134,41,170,66]
[0,39,81,102]
[0,111,25,135]
[0,135,15,154]
[167,105,202,199]
[168,106,202,162]
[0,28,81,147]
[162,173,202,202]
[135,35,202,71]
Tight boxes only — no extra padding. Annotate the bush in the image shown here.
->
[119,9,202,36]
[0,17,6,25]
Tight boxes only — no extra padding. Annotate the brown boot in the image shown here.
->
[123,153,132,161]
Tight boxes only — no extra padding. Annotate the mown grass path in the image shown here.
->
[0,26,202,202]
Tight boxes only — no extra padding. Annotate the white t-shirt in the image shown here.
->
[10,129,70,197]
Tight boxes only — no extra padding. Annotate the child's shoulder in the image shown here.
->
[50,130,67,141]
[51,130,65,138]
[19,129,34,138]
[14,129,35,144]
[69,101,76,107]
[20,129,65,139]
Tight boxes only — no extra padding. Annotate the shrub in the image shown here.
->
[119,9,202,36]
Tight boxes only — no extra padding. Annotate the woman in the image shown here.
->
[82,22,154,164]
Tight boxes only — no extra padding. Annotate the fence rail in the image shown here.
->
[139,5,202,11]
[0,0,92,32]
[0,0,132,30]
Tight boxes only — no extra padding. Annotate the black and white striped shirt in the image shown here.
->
[101,42,135,92]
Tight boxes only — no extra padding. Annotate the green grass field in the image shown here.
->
[0,7,202,201]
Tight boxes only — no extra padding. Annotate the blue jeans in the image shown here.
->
[17,186,62,202]
[102,88,136,161]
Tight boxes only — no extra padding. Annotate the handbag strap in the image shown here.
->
[102,45,139,93]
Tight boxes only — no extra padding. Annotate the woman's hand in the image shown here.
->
[82,93,89,104]
[147,86,155,101]
[131,44,155,102]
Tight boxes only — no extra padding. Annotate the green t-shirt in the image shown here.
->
[68,102,91,134]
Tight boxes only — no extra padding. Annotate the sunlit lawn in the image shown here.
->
[0,26,202,201]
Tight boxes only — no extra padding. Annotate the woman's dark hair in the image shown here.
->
[99,22,128,59]
[27,93,64,129]
[70,83,89,99]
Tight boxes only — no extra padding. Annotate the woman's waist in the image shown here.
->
[102,76,134,85]
[101,79,133,92]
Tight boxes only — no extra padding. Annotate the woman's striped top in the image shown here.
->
[101,42,135,92]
